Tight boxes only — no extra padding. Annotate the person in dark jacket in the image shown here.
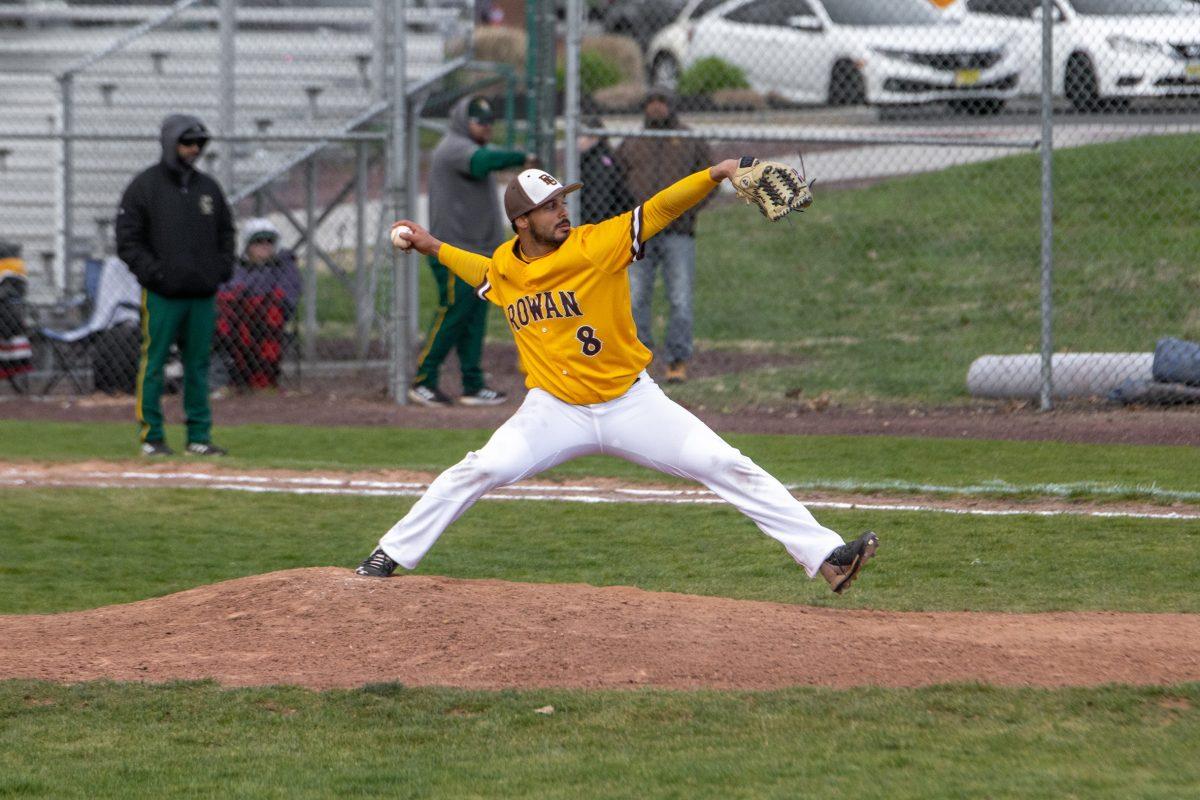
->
[616,88,712,384]
[408,95,538,408]
[116,114,235,456]
[577,116,635,225]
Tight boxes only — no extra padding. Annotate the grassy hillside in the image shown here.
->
[683,134,1200,404]
[312,135,1197,406]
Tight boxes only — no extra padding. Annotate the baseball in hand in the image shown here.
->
[391,224,414,250]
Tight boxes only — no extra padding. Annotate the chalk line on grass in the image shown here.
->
[2,467,1198,521]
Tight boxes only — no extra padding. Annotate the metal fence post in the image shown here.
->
[371,0,387,103]
[407,91,424,343]
[563,0,581,224]
[354,140,372,359]
[524,0,539,156]
[1039,0,1055,411]
[537,0,557,171]
[303,157,318,363]
[56,73,74,296]
[504,66,516,150]
[388,0,411,404]
[218,0,236,192]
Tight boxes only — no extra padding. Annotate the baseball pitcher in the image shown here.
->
[356,157,877,593]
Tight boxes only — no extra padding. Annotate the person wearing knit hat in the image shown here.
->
[212,217,302,392]
[408,94,539,408]
[615,87,713,384]
[577,116,636,225]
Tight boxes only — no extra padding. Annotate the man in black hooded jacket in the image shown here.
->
[116,114,235,457]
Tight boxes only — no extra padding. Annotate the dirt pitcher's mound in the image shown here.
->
[3,568,1199,690]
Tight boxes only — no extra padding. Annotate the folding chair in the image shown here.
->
[37,257,141,395]
[278,312,302,388]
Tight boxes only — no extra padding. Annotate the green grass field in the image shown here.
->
[310,135,1200,407]
[3,681,1197,800]
[2,418,1199,797]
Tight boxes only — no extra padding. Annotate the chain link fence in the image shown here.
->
[3,0,1199,414]
[567,0,1200,409]
[0,0,474,398]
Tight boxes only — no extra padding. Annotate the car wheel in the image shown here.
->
[1064,54,1100,113]
[828,61,866,106]
[651,54,680,91]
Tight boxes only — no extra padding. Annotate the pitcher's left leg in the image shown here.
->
[600,376,843,576]
[375,388,601,570]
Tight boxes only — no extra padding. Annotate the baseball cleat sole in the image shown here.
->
[819,531,879,594]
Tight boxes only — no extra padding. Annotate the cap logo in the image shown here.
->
[538,174,558,186]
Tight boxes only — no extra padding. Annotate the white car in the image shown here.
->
[959,0,1200,110]
[647,0,739,89]
[676,0,1021,109]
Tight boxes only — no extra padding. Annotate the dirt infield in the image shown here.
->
[2,568,1199,691]
[4,387,1197,691]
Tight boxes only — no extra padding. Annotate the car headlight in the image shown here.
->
[1107,36,1175,58]
[871,48,919,64]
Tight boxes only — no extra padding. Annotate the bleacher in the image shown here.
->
[0,1,463,300]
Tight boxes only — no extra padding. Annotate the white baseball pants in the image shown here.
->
[378,372,844,576]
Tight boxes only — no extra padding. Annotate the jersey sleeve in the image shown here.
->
[437,244,491,289]
[469,148,527,178]
[581,169,718,274]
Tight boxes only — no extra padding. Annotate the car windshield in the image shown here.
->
[1069,0,1196,15]
[820,0,942,25]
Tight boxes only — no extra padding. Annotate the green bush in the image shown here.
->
[582,34,644,84]
[677,57,750,96]
[558,50,626,95]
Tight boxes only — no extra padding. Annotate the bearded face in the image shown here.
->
[521,197,571,247]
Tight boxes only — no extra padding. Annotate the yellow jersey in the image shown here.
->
[438,169,719,405]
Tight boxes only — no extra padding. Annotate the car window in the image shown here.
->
[687,0,730,19]
[724,0,816,26]
[819,0,941,25]
[1069,0,1195,14]
[966,0,1041,16]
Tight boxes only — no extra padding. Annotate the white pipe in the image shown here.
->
[967,353,1153,399]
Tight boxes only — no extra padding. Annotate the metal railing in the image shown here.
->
[55,0,208,295]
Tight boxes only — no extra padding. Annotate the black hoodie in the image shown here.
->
[115,114,236,298]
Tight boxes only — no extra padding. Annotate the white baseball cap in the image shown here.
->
[241,217,281,250]
[503,169,582,221]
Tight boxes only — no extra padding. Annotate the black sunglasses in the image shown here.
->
[179,136,209,148]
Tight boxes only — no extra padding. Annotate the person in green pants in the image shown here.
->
[409,95,538,407]
[116,114,235,456]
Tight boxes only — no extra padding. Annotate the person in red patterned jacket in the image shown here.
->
[214,218,301,391]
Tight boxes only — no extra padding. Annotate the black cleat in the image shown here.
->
[355,547,398,578]
[140,441,175,457]
[819,531,879,594]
